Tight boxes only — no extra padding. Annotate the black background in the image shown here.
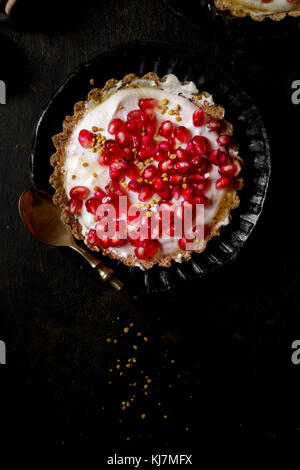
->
[1,0,300,459]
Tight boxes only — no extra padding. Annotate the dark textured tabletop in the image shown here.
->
[1,0,300,457]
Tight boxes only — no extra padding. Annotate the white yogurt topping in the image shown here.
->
[232,0,300,13]
[64,74,228,263]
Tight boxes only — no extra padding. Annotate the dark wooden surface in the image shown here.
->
[1,0,300,457]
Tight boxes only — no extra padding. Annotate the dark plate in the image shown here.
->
[162,0,300,44]
[31,41,271,294]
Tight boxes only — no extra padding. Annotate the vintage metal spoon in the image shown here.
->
[18,189,123,291]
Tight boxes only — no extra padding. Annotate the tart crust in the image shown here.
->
[50,73,243,269]
[214,0,300,21]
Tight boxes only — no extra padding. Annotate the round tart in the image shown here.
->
[214,0,300,20]
[50,73,242,270]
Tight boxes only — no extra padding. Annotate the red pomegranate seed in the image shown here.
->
[109,161,124,180]
[108,118,123,135]
[110,233,127,248]
[158,186,170,200]
[207,149,221,165]
[217,134,231,146]
[155,150,168,162]
[135,240,160,259]
[159,159,174,173]
[137,149,151,161]
[128,230,141,246]
[169,174,183,185]
[189,173,205,183]
[69,199,83,215]
[138,98,157,110]
[175,161,191,174]
[115,130,131,147]
[106,180,126,197]
[94,188,106,200]
[85,197,101,215]
[87,229,101,246]
[216,176,232,189]
[218,151,228,165]
[142,135,155,149]
[192,136,208,154]
[127,109,142,121]
[139,184,154,202]
[142,164,157,181]
[153,177,165,192]
[78,129,93,148]
[193,109,205,127]
[193,195,208,205]
[175,126,191,143]
[207,119,221,131]
[99,151,111,166]
[69,186,90,200]
[178,237,193,250]
[175,148,189,161]
[128,180,142,192]
[145,123,156,136]
[125,163,140,180]
[181,186,194,201]
[159,120,174,138]
[219,162,236,176]
[134,244,150,260]
[158,141,172,153]
[125,120,140,134]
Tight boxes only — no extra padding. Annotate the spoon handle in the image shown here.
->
[70,243,115,283]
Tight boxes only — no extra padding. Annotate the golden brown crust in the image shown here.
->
[50,72,243,269]
[214,0,300,21]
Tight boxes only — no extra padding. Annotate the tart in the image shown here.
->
[50,73,242,269]
[214,0,300,20]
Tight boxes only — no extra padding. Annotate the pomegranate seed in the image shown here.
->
[181,186,194,201]
[122,147,134,162]
[100,152,113,167]
[135,240,160,259]
[159,120,174,138]
[216,176,232,189]
[155,149,168,162]
[137,148,151,161]
[108,118,123,135]
[189,173,205,183]
[193,109,205,127]
[101,234,111,248]
[153,177,165,192]
[175,126,191,143]
[138,98,158,110]
[127,109,141,121]
[109,161,124,180]
[192,136,208,154]
[78,129,93,148]
[158,186,170,200]
[127,206,141,223]
[193,195,208,205]
[145,123,156,136]
[219,162,236,176]
[169,174,183,185]
[217,134,231,146]
[175,160,191,174]
[218,151,228,165]
[139,184,154,202]
[135,244,150,260]
[69,199,83,215]
[159,159,174,173]
[142,164,157,181]
[158,141,172,153]
[142,135,155,150]
[69,186,90,200]
[94,189,106,200]
[175,148,189,161]
[87,229,101,246]
[178,237,193,250]
[85,197,101,215]
[207,119,221,131]
[106,180,126,197]
[115,130,131,147]
[125,120,140,134]
[207,149,221,165]
[147,239,160,256]
[125,163,139,180]
[128,180,142,192]
[110,233,127,248]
